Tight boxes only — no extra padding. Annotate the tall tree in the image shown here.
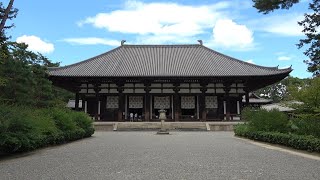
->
[253,0,320,76]
[0,0,18,86]
[0,0,17,33]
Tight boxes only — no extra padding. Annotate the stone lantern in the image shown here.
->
[157,109,169,134]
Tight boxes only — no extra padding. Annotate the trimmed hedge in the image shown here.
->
[0,105,94,153]
[234,124,320,152]
[242,108,289,132]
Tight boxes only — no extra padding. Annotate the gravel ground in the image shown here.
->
[0,131,319,180]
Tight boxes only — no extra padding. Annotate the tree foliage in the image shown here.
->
[253,0,320,76]
[0,0,18,32]
[0,1,72,108]
[292,77,320,114]
[253,0,299,14]
[254,76,310,102]
[0,41,68,107]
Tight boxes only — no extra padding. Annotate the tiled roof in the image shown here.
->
[242,93,273,104]
[48,44,292,77]
[261,103,295,112]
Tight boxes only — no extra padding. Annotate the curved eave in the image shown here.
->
[48,67,292,78]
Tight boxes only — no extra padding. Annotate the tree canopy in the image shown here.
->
[253,0,320,76]
[0,1,72,107]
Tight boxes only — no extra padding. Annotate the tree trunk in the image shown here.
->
[0,0,15,32]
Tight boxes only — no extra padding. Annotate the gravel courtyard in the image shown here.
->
[0,132,319,180]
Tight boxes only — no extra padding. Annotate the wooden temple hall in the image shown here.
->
[48,41,291,121]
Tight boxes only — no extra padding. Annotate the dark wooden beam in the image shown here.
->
[75,93,79,111]
[144,82,151,122]
[200,85,207,121]
[223,82,232,121]
[173,83,180,122]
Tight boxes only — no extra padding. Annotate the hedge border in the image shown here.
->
[234,125,320,153]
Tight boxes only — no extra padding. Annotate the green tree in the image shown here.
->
[0,0,18,86]
[253,0,320,76]
[0,39,72,107]
[293,77,320,114]
[0,0,17,33]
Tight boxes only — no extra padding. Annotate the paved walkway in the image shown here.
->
[0,132,319,180]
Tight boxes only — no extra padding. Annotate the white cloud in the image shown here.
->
[210,19,254,49]
[78,1,230,36]
[249,14,304,36]
[63,37,119,46]
[278,56,291,61]
[16,35,54,54]
[76,1,256,51]
[246,59,255,64]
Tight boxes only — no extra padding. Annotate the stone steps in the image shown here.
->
[94,122,243,131]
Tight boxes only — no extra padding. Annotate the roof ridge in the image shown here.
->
[122,44,201,47]
[200,45,292,72]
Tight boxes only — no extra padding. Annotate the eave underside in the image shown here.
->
[49,74,289,93]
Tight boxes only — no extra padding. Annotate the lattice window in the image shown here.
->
[181,96,195,109]
[106,96,119,109]
[129,96,143,108]
[205,96,218,108]
[154,96,170,109]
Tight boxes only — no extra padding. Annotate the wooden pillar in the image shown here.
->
[224,82,231,121]
[117,85,124,122]
[245,90,250,107]
[144,82,151,122]
[173,84,180,122]
[144,93,150,121]
[200,85,207,121]
[100,96,106,121]
[75,93,79,111]
[94,85,100,121]
[81,95,85,112]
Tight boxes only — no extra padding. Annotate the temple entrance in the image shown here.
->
[152,96,172,120]
[180,96,198,121]
[128,96,144,121]
[206,96,219,120]
[103,96,119,121]
[86,99,96,117]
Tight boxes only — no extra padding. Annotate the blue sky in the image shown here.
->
[5,0,313,78]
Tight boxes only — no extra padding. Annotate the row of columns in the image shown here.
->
[73,84,251,121]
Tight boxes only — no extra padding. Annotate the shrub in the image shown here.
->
[242,108,289,133]
[234,125,320,152]
[291,114,320,138]
[0,105,94,153]
[70,111,94,138]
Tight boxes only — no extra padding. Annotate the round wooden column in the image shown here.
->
[173,84,180,122]
[200,85,207,121]
[94,85,101,121]
[81,95,86,112]
[223,83,231,121]
[144,86,151,122]
[75,92,80,111]
[117,86,124,122]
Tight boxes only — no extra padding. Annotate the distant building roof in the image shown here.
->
[261,103,295,112]
[48,44,291,77]
[242,93,272,104]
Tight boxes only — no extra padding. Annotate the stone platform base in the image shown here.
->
[94,122,243,131]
